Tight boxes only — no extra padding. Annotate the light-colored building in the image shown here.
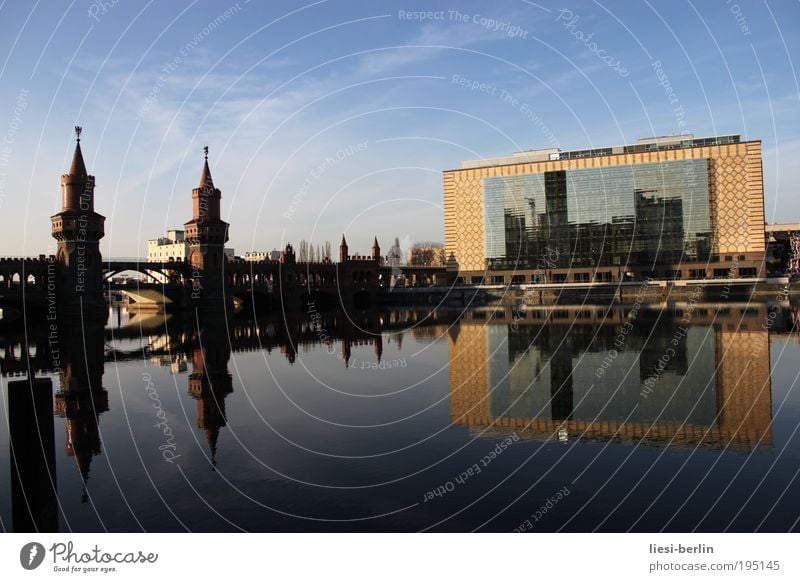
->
[443,134,766,284]
[147,229,187,262]
[147,229,234,263]
[244,251,272,263]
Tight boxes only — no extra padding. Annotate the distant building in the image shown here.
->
[244,251,272,262]
[147,229,187,262]
[147,229,234,263]
[765,223,800,275]
[443,134,766,285]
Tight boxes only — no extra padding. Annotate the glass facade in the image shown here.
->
[483,159,712,270]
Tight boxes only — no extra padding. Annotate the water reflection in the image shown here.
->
[0,301,797,532]
[449,304,777,450]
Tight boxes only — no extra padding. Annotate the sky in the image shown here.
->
[0,0,798,258]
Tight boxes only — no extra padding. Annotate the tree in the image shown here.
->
[407,242,445,266]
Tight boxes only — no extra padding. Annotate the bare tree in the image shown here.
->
[408,242,445,266]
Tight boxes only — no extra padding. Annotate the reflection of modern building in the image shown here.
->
[443,134,766,284]
[448,307,772,449]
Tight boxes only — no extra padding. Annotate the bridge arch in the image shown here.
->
[102,262,186,285]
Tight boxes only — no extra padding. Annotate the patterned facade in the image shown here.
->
[443,137,765,282]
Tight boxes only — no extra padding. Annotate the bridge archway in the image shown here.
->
[102,263,186,286]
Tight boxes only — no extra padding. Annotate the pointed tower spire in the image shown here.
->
[69,126,87,177]
[339,234,349,263]
[206,427,219,469]
[371,236,380,262]
[199,145,214,189]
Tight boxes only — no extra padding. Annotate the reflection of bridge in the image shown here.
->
[0,130,445,320]
[1,305,449,531]
[0,307,451,377]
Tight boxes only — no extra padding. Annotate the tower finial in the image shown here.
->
[203,145,209,160]
[74,126,82,142]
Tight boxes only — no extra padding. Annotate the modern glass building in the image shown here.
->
[443,134,766,284]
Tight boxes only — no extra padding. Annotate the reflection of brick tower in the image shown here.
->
[184,147,231,313]
[50,127,106,315]
[53,318,108,502]
[188,323,233,467]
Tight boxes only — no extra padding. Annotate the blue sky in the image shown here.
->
[0,0,798,257]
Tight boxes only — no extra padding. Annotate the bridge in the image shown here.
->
[0,129,446,320]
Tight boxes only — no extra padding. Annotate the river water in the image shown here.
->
[1,300,799,532]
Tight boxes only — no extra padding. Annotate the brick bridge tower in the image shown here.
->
[50,127,106,315]
[184,147,231,312]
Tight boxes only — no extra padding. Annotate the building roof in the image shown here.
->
[765,223,800,233]
[456,134,747,170]
[68,140,88,177]
[199,158,214,189]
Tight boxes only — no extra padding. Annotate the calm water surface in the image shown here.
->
[1,301,799,532]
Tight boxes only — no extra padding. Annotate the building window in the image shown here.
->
[595,271,612,282]
[552,273,567,283]
[689,269,706,279]
[531,273,546,283]
[739,267,757,278]
[738,255,746,261]
[725,255,733,262]
[490,275,505,284]
[573,272,590,283]
[713,268,729,278]
[471,276,484,285]
[510,275,525,284]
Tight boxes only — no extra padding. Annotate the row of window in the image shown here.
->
[463,266,759,285]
